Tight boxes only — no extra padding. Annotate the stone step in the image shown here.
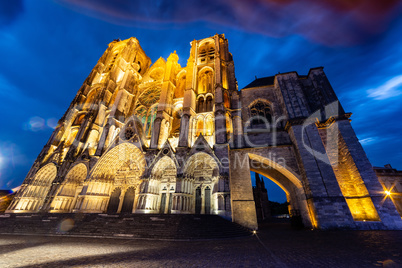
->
[0,213,251,239]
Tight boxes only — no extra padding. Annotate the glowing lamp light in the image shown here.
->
[385,190,391,196]
[252,230,257,234]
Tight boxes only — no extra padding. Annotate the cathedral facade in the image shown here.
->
[7,34,402,230]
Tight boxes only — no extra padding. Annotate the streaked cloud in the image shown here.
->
[55,0,402,46]
[359,136,383,146]
[0,0,401,193]
[367,75,402,100]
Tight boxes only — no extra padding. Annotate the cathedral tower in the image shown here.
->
[7,35,402,230]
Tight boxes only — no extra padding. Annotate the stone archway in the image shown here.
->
[121,187,135,213]
[140,156,177,214]
[107,188,121,213]
[248,153,314,228]
[204,186,211,214]
[195,186,202,214]
[9,163,57,212]
[51,163,87,212]
[229,151,317,230]
[78,143,145,213]
[184,152,219,214]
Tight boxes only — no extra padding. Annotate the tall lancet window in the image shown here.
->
[206,95,213,112]
[198,41,215,64]
[198,69,214,94]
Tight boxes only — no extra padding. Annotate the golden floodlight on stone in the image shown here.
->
[5,34,402,230]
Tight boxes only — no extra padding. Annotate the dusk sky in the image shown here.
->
[0,1,401,202]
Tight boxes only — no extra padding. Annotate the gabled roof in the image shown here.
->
[243,76,275,89]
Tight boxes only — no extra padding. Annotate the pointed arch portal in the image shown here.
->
[229,151,316,230]
[184,152,219,215]
[9,163,57,212]
[77,142,145,213]
[107,188,121,213]
[145,156,177,214]
[51,163,87,212]
[248,153,314,228]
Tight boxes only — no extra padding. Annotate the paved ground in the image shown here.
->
[0,221,401,267]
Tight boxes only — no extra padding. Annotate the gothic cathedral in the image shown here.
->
[7,34,402,230]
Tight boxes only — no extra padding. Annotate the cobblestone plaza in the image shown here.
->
[7,34,402,230]
[1,223,401,268]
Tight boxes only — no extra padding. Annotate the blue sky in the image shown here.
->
[0,1,401,202]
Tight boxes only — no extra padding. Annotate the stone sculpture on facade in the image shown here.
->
[7,34,402,230]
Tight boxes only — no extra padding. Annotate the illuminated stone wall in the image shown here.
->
[7,35,402,230]
[320,124,379,221]
[8,34,236,223]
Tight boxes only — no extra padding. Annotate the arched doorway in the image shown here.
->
[205,186,211,214]
[79,142,145,213]
[146,156,177,214]
[248,153,314,228]
[107,188,121,213]
[184,152,220,215]
[10,163,57,212]
[195,187,202,214]
[51,163,87,212]
[160,193,167,214]
[121,187,135,213]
